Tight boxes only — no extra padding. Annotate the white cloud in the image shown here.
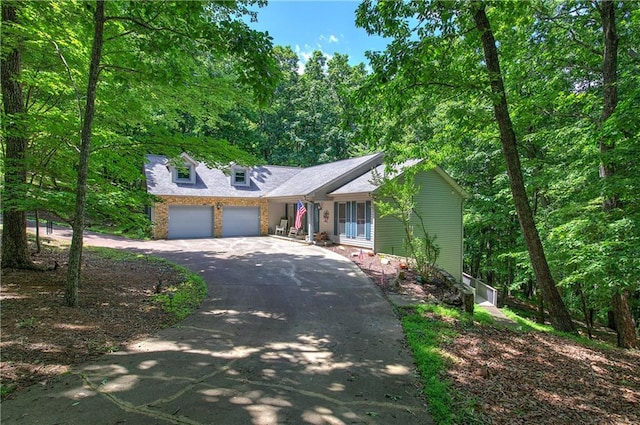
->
[319,34,340,44]
[294,42,334,74]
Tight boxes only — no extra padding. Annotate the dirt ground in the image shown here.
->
[2,240,639,424]
[0,241,183,396]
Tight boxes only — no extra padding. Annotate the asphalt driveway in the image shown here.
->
[2,231,432,424]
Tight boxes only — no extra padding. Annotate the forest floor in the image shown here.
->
[2,240,639,424]
[0,240,183,397]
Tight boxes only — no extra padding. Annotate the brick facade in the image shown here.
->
[152,195,269,239]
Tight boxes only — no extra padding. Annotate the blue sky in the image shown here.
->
[248,1,390,71]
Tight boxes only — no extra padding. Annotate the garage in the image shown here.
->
[168,206,213,239]
[222,206,260,237]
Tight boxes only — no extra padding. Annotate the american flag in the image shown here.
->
[294,200,307,229]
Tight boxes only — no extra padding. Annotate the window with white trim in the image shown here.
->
[231,166,251,187]
[335,201,371,240]
[356,202,366,237]
[172,164,196,184]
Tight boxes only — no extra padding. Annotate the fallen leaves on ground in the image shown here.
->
[1,243,183,396]
[329,245,640,425]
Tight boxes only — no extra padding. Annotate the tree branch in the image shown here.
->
[50,40,83,127]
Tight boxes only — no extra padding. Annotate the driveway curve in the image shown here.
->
[3,229,432,425]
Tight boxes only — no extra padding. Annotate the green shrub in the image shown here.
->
[154,272,207,322]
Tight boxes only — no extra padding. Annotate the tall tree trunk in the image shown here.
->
[598,0,637,349]
[65,0,105,307]
[612,291,637,349]
[1,4,36,270]
[598,0,618,202]
[472,5,576,333]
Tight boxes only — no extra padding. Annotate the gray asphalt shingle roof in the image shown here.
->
[329,159,422,195]
[145,155,302,197]
[145,153,385,199]
[265,153,383,198]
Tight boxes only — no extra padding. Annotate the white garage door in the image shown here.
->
[222,207,260,237]
[168,206,213,239]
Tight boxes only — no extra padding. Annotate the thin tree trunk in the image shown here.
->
[34,209,41,253]
[1,3,36,270]
[597,0,637,348]
[472,5,576,333]
[577,282,593,339]
[65,0,105,307]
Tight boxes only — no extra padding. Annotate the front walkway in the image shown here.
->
[476,297,518,327]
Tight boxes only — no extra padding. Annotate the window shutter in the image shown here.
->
[346,202,352,238]
[334,202,338,236]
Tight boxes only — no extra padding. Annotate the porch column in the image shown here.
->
[307,201,314,242]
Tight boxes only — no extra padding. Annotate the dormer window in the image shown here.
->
[170,154,197,185]
[231,166,251,187]
[176,165,193,182]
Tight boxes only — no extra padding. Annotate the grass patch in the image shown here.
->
[153,271,207,322]
[501,307,553,332]
[1,384,16,398]
[86,223,151,240]
[400,304,490,425]
[86,246,154,262]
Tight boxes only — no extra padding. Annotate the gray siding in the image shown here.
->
[374,169,464,282]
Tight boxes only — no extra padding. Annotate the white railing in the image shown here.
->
[463,273,498,306]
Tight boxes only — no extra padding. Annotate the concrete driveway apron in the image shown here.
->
[2,233,432,425]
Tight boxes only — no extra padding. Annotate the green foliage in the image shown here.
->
[1,0,280,234]
[0,384,16,398]
[214,46,370,166]
[17,317,38,329]
[154,271,207,322]
[355,0,640,335]
[374,167,440,280]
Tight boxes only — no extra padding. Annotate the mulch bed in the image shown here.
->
[324,245,450,302]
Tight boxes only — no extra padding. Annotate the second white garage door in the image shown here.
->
[222,207,260,237]
[168,206,213,239]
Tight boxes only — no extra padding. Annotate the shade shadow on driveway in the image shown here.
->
[3,231,432,424]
